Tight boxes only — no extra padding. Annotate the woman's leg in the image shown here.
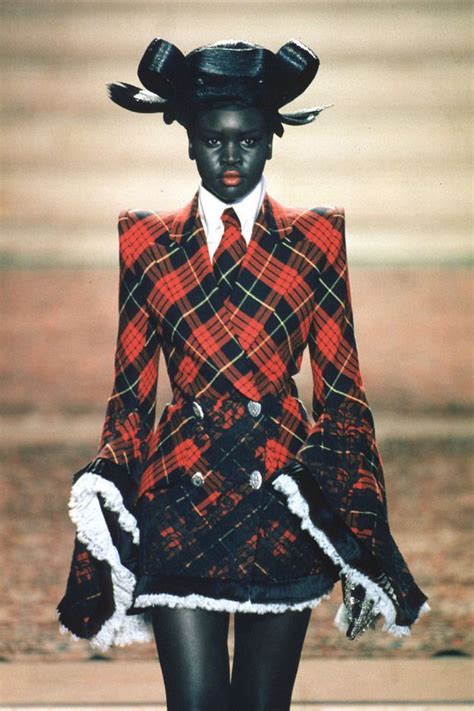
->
[230,608,312,711]
[150,606,231,711]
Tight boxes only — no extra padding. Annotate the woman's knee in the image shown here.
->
[167,684,230,711]
[230,679,292,711]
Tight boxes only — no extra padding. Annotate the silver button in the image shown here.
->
[247,400,262,417]
[192,400,204,419]
[249,470,263,490]
[191,471,205,487]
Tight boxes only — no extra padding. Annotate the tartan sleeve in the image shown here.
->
[273,208,429,632]
[294,207,389,526]
[95,209,161,483]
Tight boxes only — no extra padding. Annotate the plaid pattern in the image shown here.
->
[96,191,339,491]
[90,191,426,618]
[131,389,340,603]
[57,537,115,639]
[57,457,139,640]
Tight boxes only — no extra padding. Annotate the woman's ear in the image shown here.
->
[187,132,195,161]
[266,134,274,160]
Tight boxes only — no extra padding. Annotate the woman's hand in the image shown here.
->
[340,572,380,640]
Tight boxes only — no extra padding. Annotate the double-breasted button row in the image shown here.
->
[190,470,263,490]
[193,398,261,419]
[190,397,262,490]
[191,469,262,490]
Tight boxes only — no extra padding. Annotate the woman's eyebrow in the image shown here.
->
[198,126,263,136]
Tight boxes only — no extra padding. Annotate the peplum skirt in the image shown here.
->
[128,390,341,615]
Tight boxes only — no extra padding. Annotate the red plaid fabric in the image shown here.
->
[59,190,427,637]
[91,191,428,618]
[95,192,372,497]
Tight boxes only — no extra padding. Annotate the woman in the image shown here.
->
[58,38,429,710]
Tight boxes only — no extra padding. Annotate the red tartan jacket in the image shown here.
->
[57,192,428,650]
[97,193,371,494]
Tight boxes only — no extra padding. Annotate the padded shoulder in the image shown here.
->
[290,205,344,239]
[117,208,176,268]
[300,205,345,229]
[288,206,346,270]
[266,194,344,239]
[119,208,177,232]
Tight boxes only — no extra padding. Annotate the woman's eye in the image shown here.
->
[205,138,221,147]
[242,138,257,147]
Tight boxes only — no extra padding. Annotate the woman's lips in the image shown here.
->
[221,171,241,186]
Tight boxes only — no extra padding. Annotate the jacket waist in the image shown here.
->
[171,385,296,425]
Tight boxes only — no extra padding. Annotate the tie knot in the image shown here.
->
[221,207,241,230]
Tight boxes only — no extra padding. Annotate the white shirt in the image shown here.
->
[198,175,266,262]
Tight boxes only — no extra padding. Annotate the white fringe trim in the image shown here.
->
[63,472,154,651]
[134,591,330,615]
[59,622,80,641]
[273,474,430,637]
[69,472,141,545]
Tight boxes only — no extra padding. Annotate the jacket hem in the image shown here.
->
[132,591,330,615]
[129,571,338,613]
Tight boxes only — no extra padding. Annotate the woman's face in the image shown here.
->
[188,105,273,203]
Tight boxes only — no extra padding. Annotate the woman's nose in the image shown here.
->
[222,141,241,165]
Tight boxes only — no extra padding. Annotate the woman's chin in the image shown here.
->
[205,181,254,203]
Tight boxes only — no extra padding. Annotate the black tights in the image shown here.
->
[150,606,311,711]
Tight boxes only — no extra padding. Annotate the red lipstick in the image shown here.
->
[222,171,241,186]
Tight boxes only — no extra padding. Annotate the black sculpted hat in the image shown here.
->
[107,38,332,136]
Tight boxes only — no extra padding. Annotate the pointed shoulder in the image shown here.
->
[295,207,346,268]
[116,205,186,267]
[266,199,346,270]
[290,205,345,239]
[265,196,344,237]
[118,207,178,235]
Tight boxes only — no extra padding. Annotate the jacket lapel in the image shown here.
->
[168,192,305,397]
[224,195,301,347]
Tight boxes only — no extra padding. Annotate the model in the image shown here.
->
[57,37,429,711]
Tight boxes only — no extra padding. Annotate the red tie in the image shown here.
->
[212,207,247,301]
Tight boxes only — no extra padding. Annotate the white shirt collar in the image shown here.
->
[198,175,266,250]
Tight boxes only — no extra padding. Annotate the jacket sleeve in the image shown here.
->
[295,208,387,516]
[273,207,429,636]
[56,210,158,650]
[95,209,161,484]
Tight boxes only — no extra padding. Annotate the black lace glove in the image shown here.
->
[275,460,382,639]
[340,572,380,640]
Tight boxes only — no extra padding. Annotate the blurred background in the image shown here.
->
[1,0,472,664]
